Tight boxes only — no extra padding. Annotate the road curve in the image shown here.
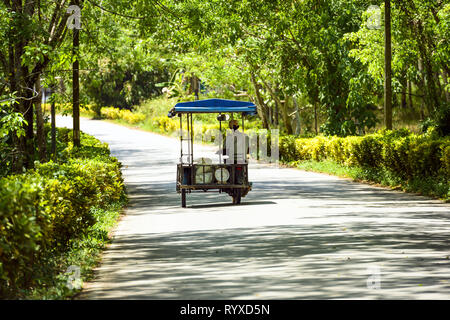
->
[56,115,450,299]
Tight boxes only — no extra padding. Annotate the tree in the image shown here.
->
[0,0,167,173]
[1,0,72,169]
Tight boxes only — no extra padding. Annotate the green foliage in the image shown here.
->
[151,115,180,134]
[81,35,171,109]
[295,159,449,201]
[442,144,450,178]
[0,98,27,139]
[0,174,47,291]
[279,130,450,200]
[0,97,29,176]
[435,103,450,136]
[100,107,146,124]
[0,128,125,298]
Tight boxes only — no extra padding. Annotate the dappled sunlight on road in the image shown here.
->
[83,225,450,299]
[56,116,450,299]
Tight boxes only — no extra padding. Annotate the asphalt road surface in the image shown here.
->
[56,115,450,299]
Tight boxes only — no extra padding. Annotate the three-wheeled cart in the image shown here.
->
[168,99,257,208]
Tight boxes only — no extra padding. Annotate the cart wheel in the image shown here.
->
[232,189,241,205]
[181,189,186,208]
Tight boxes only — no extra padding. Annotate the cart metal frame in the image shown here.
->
[168,99,257,207]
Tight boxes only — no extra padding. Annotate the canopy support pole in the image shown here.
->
[186,113,190,164]
[179,114,183,163]
[190,113,194,165]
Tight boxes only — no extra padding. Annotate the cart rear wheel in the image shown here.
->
[181,189,186,208]
[232,189,241,205]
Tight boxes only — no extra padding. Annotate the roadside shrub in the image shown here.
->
[309,136,328,161]
[407,136,443,178]
[279,135,297,162]
[294,138,312,161]
[340,136,361,166]
[100,107,121,120]
[279,129,449,185]
[100,107,146,124]
[440,142,450,178]
[353,134,383,168]
[0,175,51,291]
[435,103,450,136]
[382,135,410,179]
[0,128,125,297]
[325,136,346,164]
[152,115,179,133]
[119,109,146,124]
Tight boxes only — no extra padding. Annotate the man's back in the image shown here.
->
[224,129,249,164]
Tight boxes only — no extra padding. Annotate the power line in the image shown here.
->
[85,0,184,27]
[85,0,147,20]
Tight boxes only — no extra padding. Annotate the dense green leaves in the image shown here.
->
[0,128,125,297]
[2,0,449,143]
[279,129,450,200]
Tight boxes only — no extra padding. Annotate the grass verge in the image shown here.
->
[289,159,449,202]
[18,196,127,299]
[1,127,128,299]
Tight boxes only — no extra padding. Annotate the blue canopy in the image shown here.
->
[168,99,257,118]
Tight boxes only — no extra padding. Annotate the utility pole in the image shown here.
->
[73,27,80,146]
[68,2,81,147]
[384,0,392,130]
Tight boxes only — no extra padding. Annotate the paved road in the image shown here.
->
[56,116,450,299]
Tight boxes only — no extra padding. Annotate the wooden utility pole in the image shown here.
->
[384,0,393,130]
[73,22,80,147]
[69,1,81,147]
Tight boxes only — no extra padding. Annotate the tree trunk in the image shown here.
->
[268,105,273,126]
[414,13,440,114]
[22,95,34,169]
[292,96,301,135]
[8,41,25,172]
[401,74,407,109]
[14,37,35,169]
[274,100,279,126]
[407,79,413,109]
[35,77,47,162]
[3,0,74,170]
[434,71,443,102]
[260,79,285,129]
[314,102,318,135]
[250,72,269,129]
[281,95,293,134]
[418,57,427,118]
[189,75,200,100]
[442,71,450,103]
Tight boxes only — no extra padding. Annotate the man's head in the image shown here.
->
[229,119,239,130]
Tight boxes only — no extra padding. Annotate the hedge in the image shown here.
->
[0,129,125,297]
[100,107,146,124]
[279,129,450,181]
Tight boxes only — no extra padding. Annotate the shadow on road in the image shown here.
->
[82,222,450,299]
[66,117,450,299]
[124,173,447,212]
[189,200,277,209]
